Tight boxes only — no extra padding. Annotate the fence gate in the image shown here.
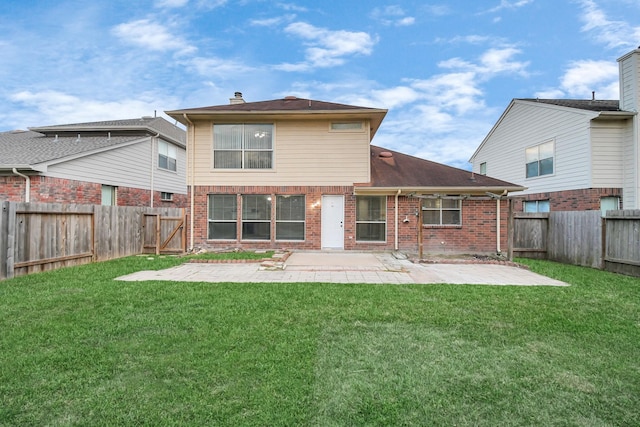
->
[143,210,186,255]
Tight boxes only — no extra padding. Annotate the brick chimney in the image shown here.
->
[617,47,640,112]
[229,92,245,104]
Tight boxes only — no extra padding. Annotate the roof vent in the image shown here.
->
[379,151,393,158]
[284,96,297,100]
[230,92,245,104]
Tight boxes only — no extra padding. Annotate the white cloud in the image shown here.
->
[277,22,377,70]
[370,6,416,26]
[577,0,640,50]
[549,60,619,99]
[486,0,533,13]
[276,3,308,12]
[189,56,255,77]
[155,0,189,7]
[8,90,174,127]
[111,19,196,54]
[250,15,296,27]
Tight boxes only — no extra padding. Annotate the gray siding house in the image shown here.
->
[470,47,640,213]
[0,117,187,207]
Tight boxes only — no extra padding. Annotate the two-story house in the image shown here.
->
[166,93,524,255]
[470,47,640,214]
[0,117,187,207]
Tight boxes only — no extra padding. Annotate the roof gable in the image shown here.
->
[166,96,388,139]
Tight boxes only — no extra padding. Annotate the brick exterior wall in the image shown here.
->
[0,175,187,208]
[190,185,508,255]
[511,188,623,212]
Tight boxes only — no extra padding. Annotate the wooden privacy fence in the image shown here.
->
[0,202,185,280]
[512,210,640,276]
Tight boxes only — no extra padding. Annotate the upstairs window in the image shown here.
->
[526,140,554,178]
[213,124,273,169]
[158,140,177,171]
[330,122,363,131]
[479,162,487,175]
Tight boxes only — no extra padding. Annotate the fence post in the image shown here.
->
[507,198,514,261]
[601,215,607,270]
[6,202,16,279]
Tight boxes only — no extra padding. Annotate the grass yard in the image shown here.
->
[0,256,639,426]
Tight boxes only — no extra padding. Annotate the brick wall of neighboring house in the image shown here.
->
[0,175,187,208]
[190,186,508,255]
[511,188,623,212]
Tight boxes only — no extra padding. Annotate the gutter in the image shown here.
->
[183,113,195,251]
[12,168,30,202]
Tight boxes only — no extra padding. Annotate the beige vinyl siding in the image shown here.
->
[619,53,639,111]
[591,120,627,188]
[47,139,187,194]
[473,101,593,195]
[621,120,637,208]
[191,119,371,186]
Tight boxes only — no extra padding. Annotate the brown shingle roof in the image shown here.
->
[360,146,524,192]
[169,96,380,112]
[166,96,388,139]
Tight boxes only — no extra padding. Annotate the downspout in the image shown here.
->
[183,114,195,251]
[496,197,501,254]
[150,132,160,208]
[496,190,507,254]
[12,168,30,202]
[395,189,401,251]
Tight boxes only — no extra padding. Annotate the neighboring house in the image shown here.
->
[471,47,640,214]
[0,117,187,207]
[166,93,523,255]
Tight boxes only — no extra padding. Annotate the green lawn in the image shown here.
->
[0,256,638,426]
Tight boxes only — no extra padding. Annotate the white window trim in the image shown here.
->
[329,121,365,133]
[275,195,306,242]
[422,198,463,226]
[355,196,387,243]
[525,139,555,179]
[212,123,275,171]
[158,139,177,172]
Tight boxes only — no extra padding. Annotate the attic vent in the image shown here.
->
[379,151,393,158]
[284,96,297,99]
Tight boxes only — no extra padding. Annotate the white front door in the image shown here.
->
[321,195,344,249]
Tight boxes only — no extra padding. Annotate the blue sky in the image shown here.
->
[1,0,639,169]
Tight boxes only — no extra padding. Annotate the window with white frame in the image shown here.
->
[213,124,273,169]
[600,196,620,216]
[242,195,271,240]
[101,185,116,206]
[356,196,386,241]
[330,121,363,131]
[422,198,461,225]
[158,140,177,171]
[276,195,305,241]
[480,162,487,175]
[160,192,173,201]
[208,194,237,239]
[523,200,550,213]
[525,140,554,178]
